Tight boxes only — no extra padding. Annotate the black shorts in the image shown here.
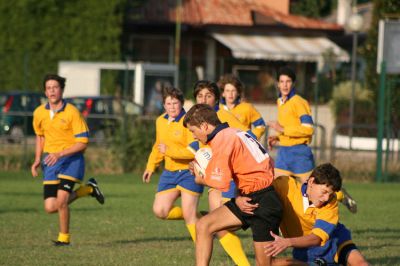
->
[43,179,76,199]
[225,186,283,242]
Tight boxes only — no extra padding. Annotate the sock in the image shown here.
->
[186,223,196,242]
[75,185,93,198]
[166,206,183,220]
[57,232,70,243]
[336,190,344,202]
[219,232,250,266]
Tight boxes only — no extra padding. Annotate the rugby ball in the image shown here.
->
[193,147,212,178]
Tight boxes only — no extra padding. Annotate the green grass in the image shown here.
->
[0,172,399,265]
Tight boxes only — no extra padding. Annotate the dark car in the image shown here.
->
[0,91,46,142]
[65,96,143,142]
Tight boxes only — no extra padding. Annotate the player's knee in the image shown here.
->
[195,217,211,234]
[44,205,57,213]
[152,206,168,219]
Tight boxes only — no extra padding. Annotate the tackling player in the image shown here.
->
[31,74,105,246]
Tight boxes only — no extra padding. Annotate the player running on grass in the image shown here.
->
[142,87,203,242]
[267,66,357,213]
[184,104,283,266]
[31,74,104,246]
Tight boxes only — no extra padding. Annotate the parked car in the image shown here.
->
[0,91,46,142]
[65,96,143,142]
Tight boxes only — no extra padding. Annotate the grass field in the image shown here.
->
[1,171,400,265]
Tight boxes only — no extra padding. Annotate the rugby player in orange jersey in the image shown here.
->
[184,104,283,266]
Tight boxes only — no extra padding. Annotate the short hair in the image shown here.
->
[162,87,184,105]
[217,74,244,97]
[310,163,342,192]
[193,80,220,102]
[183,104,221,128]
[43,74,66,90]
[277,66,296,83]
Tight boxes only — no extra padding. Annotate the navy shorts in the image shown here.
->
[157,169,204,195]
[225,186,283,242]
[275,144,314,176]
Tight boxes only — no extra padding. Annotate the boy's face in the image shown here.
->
[222,84,239,105]
[307,177,335,208]
[196,88,217,107]
[163,96,182,118]
[187,123,209,144]
[277,75,294,99]
[45,80,63,105]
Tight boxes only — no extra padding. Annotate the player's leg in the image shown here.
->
[346,249,369,266]
[153,170,183,219]
[56,188,71,245]
[254,241,273,266]
[209,187,250,266]
[196,205,243,266]
[177,169,204,241]
[336,223,369,266]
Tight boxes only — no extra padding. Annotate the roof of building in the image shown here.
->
[132,0,343,30]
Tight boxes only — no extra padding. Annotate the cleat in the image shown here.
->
[341,188,357,214]
[52,240,70,246]
[87,178,105,205]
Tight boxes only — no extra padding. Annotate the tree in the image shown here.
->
[290,0,335,18]
[0,0,125,91]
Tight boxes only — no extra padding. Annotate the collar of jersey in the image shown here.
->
[279,88,296,104]
[206,122,229,143]
[45,100,67,112]
[163,108,186,122]
[220,97,240,107]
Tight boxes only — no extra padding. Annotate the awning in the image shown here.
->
[212,33,349,62]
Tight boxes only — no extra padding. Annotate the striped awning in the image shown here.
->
[212,33,349,62]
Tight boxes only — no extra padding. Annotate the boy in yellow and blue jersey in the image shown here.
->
[31,74,104,246]
[142,87,203,243]
[267,163,369,265]
[267,67,357,214]
[218,74,266,140]
[236,163,369,265]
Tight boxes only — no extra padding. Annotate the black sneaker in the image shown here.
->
[87,178,105,205]
[341,188,357,214]
[52,240,70,246]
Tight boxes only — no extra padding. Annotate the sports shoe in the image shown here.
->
[87,178,105,205]
[52,240,70,246]
[341,188,357,214]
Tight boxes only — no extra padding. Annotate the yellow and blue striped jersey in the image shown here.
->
[146,109,195,172]
[277,90,313,146]
[273,176,339,246]
[33,101,89,153]
[220,100,266,140]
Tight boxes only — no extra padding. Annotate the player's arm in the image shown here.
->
[264,231,322,257]
[31,135,44,177]
[283,101,314,137]
[249,105,266,140]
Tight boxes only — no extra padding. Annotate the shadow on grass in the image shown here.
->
[110,236,189,245]
[368,256,400,265]
[0,208,40,214]
[0,191,40,197]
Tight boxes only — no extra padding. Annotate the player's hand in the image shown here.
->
[267,121,284,133]
[267,136,279,150]
[188,161,195,175]
[235,196,258,214]
[142,171,152,183]
[157,143,167,154]
[264,231,290,257]
[31,160,40,177]
[44,153,61,166]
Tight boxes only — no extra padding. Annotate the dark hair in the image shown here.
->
[183,104,221,128]
[43,74,66,90]
[217,74,244,98]
[277,66,296,83]
[193,80,220,103]
[162,87,184,105]
[310,163,342,192]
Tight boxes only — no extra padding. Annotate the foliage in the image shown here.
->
[329,81,376,136]
[109,116,156,173]
[0,0,125,91]
[290,0,335,18]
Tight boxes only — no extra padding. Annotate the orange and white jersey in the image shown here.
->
[204,123,274,195]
